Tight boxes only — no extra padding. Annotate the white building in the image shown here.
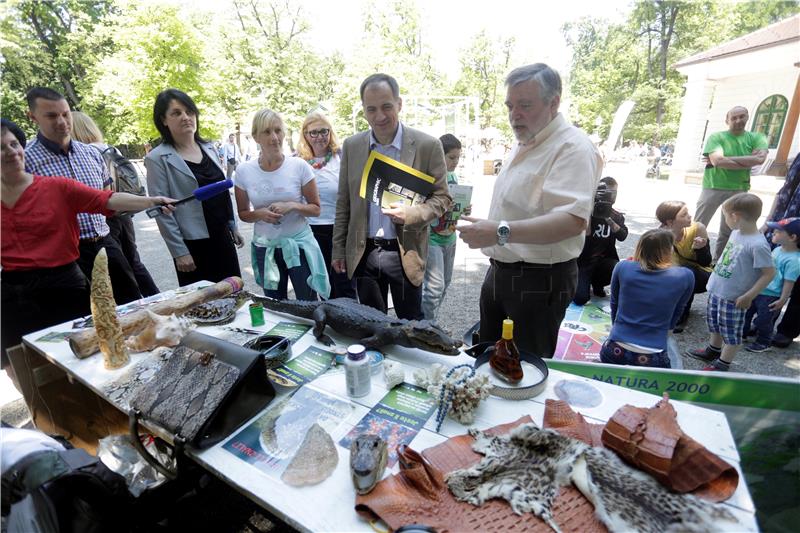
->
[670,14,800,188]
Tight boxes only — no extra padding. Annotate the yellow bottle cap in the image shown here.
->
[502,318,514,340]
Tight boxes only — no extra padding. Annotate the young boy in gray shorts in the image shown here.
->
[687,193,774,371]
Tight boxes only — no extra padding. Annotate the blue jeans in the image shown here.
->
[422,241,456,320]
[600,339,671,368]
[253,246,317,300]
[744,294,780,345]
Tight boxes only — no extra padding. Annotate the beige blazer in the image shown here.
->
[332,125,450,286]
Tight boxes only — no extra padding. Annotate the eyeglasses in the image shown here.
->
[306,129,330,139]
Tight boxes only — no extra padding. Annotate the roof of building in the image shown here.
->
[674,14,800,69]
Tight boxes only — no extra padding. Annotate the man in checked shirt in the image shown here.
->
[24,87,142,304]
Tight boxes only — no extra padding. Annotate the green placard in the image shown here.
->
[546,360,800,412]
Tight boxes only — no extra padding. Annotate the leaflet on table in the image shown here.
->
[267,345,336,391]
[339,383,436,467]
[223,386,353,479]
[359,150,436,208]
[35,331,74,343]
[266,321,311,342]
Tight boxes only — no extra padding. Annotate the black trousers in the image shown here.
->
[1,262,90,367]
[678,264,711,323]
[176,227,241,287]
[480,258,578,357]
[355,240,423,320]
[107,214,159,297]
[573,257,617,305]
[77,234,142,305]
[776,279,800,339]
[311,224,356,299]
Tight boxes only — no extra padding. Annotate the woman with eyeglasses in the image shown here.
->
[296,111,356,298]
[235,109,329,300]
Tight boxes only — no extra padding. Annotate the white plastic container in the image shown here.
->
[345,344,371,398]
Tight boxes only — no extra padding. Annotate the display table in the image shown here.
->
[12,288,758,532]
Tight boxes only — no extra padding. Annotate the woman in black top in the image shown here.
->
[145,89,243,286]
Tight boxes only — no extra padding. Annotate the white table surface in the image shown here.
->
[22,293,758,533]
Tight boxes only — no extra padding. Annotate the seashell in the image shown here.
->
[125,310,194,352]
[281,423,338,487]
[383,361,405,389]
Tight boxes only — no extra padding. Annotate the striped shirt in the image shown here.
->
[25,132,112,240]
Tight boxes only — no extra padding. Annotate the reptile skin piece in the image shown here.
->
[601,394,739,502]
[355,416,608,533]
[542,399,605,447]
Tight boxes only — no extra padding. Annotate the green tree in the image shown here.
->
[222,0,343,148]
[453,29,515,134]
[330,0,445,134]
[0,0,112,130]
[563,0,800,145]
[82,0,218,147]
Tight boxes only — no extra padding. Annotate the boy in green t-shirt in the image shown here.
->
[422,134,470,321]
[695,106,769,263]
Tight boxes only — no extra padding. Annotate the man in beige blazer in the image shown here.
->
[332,73,450,320]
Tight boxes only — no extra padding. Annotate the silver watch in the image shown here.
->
[497,220,510,246]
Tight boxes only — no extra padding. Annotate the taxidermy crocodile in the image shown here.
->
[249,295,462,356]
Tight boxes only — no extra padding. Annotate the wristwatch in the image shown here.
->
[497,220,510,246]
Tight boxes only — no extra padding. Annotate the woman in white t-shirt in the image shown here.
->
[295,111,356,299]
[234,109,330,300]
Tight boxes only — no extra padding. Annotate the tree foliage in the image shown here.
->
[1,0,113,131]
[453,29,515,135]
[563,0,800,145]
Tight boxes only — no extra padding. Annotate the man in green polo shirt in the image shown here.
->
[695,106,768,262]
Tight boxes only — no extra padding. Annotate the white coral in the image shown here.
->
[383,361,405,389]
[416,365,491,424]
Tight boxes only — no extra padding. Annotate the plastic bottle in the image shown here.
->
[345,344,371,398]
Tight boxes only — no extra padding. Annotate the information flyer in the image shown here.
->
[266,321,311,342]
[267,345,336,390]
[339,383,436,466]
[223,386,353,478]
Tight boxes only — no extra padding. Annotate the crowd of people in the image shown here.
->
[2,64,798,377]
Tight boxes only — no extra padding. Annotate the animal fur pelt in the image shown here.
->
[445,424,739,533]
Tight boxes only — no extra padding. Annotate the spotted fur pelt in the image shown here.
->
[445,424,739,533]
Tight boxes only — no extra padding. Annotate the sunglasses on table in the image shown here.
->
[306,129,330,138]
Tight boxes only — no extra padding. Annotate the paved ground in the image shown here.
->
[128,157,798,378]
[3,157,797,425]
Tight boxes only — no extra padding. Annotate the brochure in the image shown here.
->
[359,150,436,208]
[431,183,473,236]
[266,321,311,342]
[223,386,353,478]
[339,383,436,466]
[267,345,336,390]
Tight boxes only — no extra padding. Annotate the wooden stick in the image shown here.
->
[68,277,243,359]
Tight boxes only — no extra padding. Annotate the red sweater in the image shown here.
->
[2,175,114,270]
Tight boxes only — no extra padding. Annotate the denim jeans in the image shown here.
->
[422,241,457,320]
[743,294,780,345]
[253,245,317,300]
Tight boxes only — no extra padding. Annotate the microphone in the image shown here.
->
[146,179,234,218]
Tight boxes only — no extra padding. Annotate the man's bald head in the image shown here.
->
[725,106,749,135]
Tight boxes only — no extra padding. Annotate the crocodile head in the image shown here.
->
[350,434,388,495]
[400,320,462,355]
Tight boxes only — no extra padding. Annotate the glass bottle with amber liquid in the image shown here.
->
[490,318,523,384]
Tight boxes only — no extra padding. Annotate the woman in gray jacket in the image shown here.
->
[145,89,243,286]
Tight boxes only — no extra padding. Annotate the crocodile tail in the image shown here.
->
[248,293,319,320]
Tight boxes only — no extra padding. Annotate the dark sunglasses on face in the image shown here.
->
[306,128,330,139]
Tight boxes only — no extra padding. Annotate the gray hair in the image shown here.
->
[505,63,562,103]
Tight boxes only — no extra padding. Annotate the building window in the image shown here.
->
[752,94,788,149]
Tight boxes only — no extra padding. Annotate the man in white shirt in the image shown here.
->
[223,133,240,178]
[459,63,603,356]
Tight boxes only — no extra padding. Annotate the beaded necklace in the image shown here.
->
[308,151,333,170]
